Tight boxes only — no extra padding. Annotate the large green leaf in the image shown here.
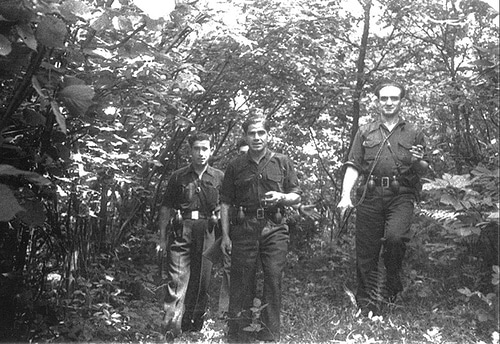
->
[16,199,46,227]
[90,11,113,32]
[16,23,37,51]
[0,164,51,185]
[440,194,463,211]
[62,76,86,88]
[57,85,95,117]
[36,15,67,48]
[22,108,46,126]
[0,34,12,56]
[0,0,33,22]
[59,0,91,22]
[0,184,24,222]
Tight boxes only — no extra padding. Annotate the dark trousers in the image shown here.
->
[163,219,214,335]
[202,236,231,314]
[228,218,288,341]
[219,249,231,314]
[355,190,415,302]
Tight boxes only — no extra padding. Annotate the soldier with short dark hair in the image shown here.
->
[338,80,429,314]
[159,132,224,340]
[220,115,302,342]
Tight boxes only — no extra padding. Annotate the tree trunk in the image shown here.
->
[0,222,18,339]
[452,103,463,174]
[348,0,372,160]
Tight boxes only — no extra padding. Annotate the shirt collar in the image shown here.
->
[245,148,272,164]
[184,164,214,177]
[376,117,406,131]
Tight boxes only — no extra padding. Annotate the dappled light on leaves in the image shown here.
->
[132,0,176,20]
[0,0,497,342]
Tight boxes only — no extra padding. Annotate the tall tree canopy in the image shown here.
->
[0,0,498,340]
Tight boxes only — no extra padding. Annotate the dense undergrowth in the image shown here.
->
[4,201,498,344]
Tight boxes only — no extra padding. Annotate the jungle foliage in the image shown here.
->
[0,0,498,342]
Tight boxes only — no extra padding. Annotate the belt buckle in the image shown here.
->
[381,177,390,188]
[191,210,199,219]
[256,208,265,219]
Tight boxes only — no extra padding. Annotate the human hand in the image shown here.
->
[299,204,321,220]
[221,236,232,256]
[262,191,284,206]
[410,144,429,171]
[337,197,353,220]
[409,144,424,161]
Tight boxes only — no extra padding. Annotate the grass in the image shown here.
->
[174,215,498,343]
[16,214,498,343]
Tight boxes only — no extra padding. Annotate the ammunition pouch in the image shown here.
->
[362,174,419,196]
[179,210,218,234]
[169,219,183,239]
[234,206,285,224]
[208,214,218,234]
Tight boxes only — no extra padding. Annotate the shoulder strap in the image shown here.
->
[380,128,403,175]
[365,129,396,176]
[255,152,276,207]
[257,152,276,176]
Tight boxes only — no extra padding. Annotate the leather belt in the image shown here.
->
[242,207,280,220]
[371,176,393,188]
[181,210,209,220]
[367,176,414,189]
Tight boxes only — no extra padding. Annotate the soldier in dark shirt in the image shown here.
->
[159,132,224,340]
[338,80,429,314]
[220,115,302,342]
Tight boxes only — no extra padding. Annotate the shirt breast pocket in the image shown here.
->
[265,169,284,191]
[200,180,219,207]
[397,138,414,164]
[203,179,216,189]
[362,136,382,162]
[234,173,254,194]
[181,182,195,201]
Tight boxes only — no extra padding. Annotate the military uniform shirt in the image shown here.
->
[346,118,426,178]
[162,164,224,213]
[220,149,302,208]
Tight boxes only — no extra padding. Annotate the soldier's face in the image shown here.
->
[244,122,269,153]
[190,140,212,167]
[377,86,402,117]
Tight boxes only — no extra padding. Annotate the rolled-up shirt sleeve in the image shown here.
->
[412,129,429,175]
[283,157,302,195]
[220,163,235,205]
[344,130,364,172]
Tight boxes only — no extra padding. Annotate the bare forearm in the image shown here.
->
[279,192,301,206]
[220,202,231,238]
[341,166,359,199]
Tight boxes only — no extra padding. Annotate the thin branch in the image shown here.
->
[0,46,46,132]
[308,127,339,192]
[106,22,147,50]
